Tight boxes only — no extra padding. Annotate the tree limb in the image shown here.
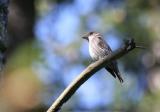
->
[0,0,8,70]
[47,38,136,112]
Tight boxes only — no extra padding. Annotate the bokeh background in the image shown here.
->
[0,0,160,112]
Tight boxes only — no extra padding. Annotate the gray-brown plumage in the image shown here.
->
[82,31,123,83]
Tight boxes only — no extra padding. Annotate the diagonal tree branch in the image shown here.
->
[47,38,136,112]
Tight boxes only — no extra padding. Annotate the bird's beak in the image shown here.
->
[82,33,89,40]
[82,36,88,40]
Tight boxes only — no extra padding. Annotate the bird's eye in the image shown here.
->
[97,36,102,40]
[89,32,94,35]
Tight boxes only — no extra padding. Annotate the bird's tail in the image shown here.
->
[116,72,123,83]
[105,67,124,83]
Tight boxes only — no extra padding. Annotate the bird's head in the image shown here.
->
[82,31,100,41]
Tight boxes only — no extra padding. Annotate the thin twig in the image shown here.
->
[47,39,136,112]
[135,45,146,49]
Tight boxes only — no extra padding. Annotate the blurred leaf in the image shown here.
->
[5,40,41,73]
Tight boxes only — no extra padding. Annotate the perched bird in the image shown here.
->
[82,31,123,83]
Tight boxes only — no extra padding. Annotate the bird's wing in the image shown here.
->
[96,37,112,53]
[105,61,124,83]
[96,37,124,83]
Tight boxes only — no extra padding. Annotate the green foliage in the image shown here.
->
[6,40,41,73]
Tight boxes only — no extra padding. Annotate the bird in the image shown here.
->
[82,31,124,83]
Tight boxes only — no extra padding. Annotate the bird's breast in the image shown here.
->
[88,35,112,61]
[89,44,97,60]
[89,42,106,61]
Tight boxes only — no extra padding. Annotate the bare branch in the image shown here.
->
[47,38,136,112]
